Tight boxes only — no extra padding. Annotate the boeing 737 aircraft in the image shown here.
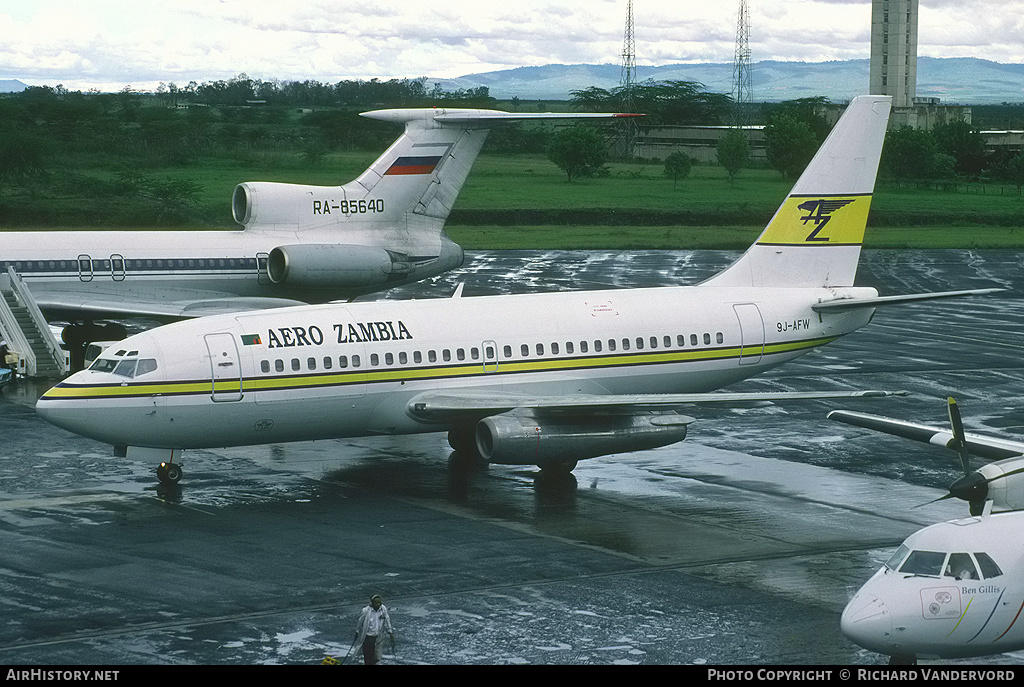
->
[0,108,632,339]
[830,398,1024,515]
[37,96,1001,485]
[842,510,1024,664]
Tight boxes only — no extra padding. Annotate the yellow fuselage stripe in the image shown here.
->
[43,335,837,401]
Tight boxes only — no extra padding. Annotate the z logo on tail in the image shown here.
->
[797,199,855,242]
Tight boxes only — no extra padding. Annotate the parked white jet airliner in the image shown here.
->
[36,96,1000,484]
[842,510,1024,664]
[0,109,631,327]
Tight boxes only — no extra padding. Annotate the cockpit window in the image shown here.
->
[944,553,979,580]
[90,358,118,373]
[898,550,946,576]
[885,544,910,571]
[135,359,158,376]
[113,360,137,378]
[90,358,158,378]
[975,552,1003,579]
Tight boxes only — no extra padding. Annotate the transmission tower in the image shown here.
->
[618,0,638,158]
[732,0,753,129]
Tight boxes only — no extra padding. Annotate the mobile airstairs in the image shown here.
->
[0,267,69,378]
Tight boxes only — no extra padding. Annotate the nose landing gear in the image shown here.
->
[156,461,183,485]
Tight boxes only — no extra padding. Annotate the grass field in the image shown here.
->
[4,151,1024,249]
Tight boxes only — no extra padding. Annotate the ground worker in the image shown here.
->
[354,594,394,665]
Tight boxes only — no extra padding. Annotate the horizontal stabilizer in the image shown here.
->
[812,288,1004,312]
[410,389,906,422]
[828,409,1024,460]
[361,108,641,125]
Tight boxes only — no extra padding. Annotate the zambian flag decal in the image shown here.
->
[241,334,262,346]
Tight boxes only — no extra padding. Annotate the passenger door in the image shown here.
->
[205,333,243,402]
[733,303,765,365]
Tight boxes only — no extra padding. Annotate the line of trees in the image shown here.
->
[754,97,1024,192]
[570,79,732,125]
[882,119,1024,191]
[0,77,503,226]
[3,74,1023,228]
[181,74,496,109]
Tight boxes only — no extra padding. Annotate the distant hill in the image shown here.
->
[437,57,1024,105]
[0,79,28,93]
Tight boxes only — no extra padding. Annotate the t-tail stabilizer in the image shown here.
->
[233,108,637,292]
[232,108,637,234]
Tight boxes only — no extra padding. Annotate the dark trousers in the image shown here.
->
[362,635,378,665]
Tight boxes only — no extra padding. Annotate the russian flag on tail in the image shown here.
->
[384,155,444,176]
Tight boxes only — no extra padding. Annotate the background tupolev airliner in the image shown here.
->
[0,108,633,360]
[36,95,1000,485]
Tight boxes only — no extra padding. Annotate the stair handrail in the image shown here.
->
[0,270,36,376]
[3,266,68,376]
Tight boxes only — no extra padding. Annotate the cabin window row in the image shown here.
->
[257,331,725,375]
[3,258,256,271]
[261,355,363,373]
[510,332,724,358]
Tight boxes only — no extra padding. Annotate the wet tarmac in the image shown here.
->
[2,249,1024,666]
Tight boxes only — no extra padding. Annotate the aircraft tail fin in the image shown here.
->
[348,109,638,226]
[704,95,892,289]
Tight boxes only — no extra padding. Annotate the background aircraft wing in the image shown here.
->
[409,389,904,423]
[35,291,308,319]
[828,409,1024,460]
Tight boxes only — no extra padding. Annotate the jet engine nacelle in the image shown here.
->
[233,181,335,227]
[267,244,412,289]
[475,413,692,467]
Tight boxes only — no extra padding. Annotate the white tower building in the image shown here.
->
[869,0,918,108]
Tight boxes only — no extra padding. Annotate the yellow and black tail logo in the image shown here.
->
[758,194,871,247]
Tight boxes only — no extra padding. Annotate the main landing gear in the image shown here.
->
[156,461,183,485]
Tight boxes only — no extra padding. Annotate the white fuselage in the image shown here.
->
[37,283,876,449]
[842,513,1024,660]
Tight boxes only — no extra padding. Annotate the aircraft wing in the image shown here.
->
[828,409,1024,461]
[35,291,309,320]
[410,389,905,423]
[811,288,1004,312]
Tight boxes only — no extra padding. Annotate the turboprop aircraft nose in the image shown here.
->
[841,592,893,653]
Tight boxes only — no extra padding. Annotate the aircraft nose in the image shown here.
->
[35,374,94,435]
[841,593,893,653]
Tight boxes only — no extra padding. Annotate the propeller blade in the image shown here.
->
[947,397,971,476]
[912,492,958,509]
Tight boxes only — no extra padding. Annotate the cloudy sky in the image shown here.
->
[2,0,1021,91]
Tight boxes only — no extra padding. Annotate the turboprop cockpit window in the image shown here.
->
[885,544,911,571]
[944,553,980,580]
[975,552,1003,579]
[898,550,946,576]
